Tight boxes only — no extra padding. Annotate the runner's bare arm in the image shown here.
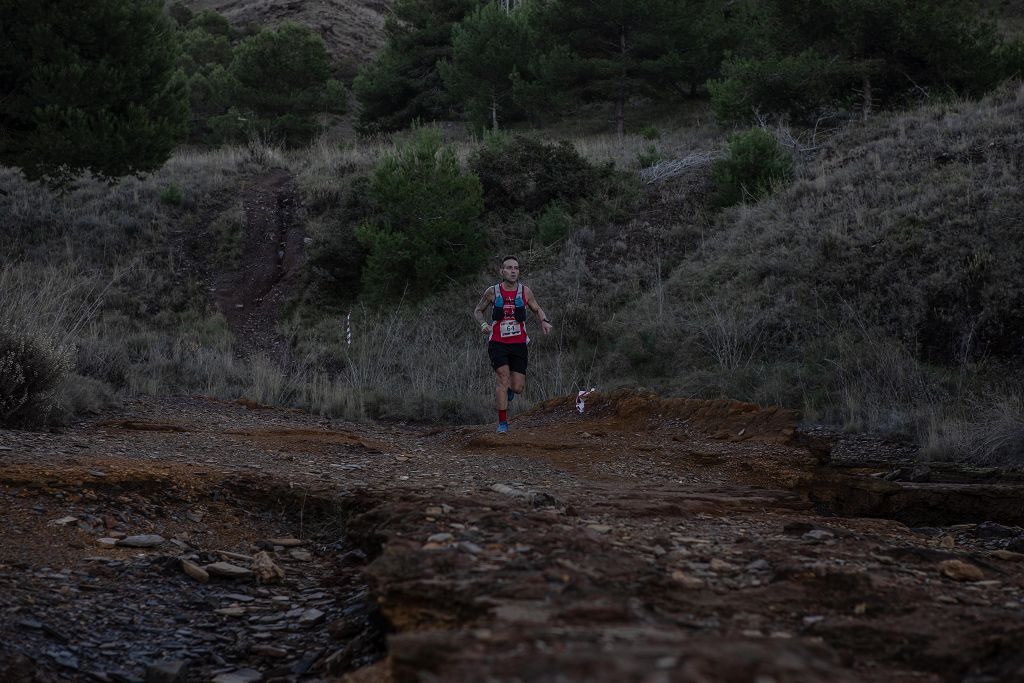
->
[524,286,553,334]
[473,288,495,327]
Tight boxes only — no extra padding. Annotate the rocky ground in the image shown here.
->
[2,390,1024,683]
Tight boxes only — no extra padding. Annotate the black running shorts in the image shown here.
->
[488,341,528,374]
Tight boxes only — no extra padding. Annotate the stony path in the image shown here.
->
[1,392,1023,682]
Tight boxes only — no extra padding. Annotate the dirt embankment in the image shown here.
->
[2,390,1024,682]
[215,169,306,360]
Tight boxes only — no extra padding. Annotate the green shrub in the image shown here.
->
[0,330,72,427]
[640,124,661,141]
[355,128,486,303]
[187,9,234,38]
[469,135,606,214]
[167,1,193,27]
[997,39,1024,81]
[536,203,573,245]
[308,176,372,305]
[635,143,660,168]
[159,182,184,206]
[711,128,793,207]
[709,51,859,127]
[178,24,234,72]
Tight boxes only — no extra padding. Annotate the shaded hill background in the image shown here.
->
[178,0,390,64]
[176,0,1024,65]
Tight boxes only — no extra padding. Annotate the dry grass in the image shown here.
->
[923,394,1024,466]
[959,397,1024,465]
[0,142,284,422]
[572,122,725,169]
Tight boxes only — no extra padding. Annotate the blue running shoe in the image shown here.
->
[496,421,509,434]
[507,388,515,403]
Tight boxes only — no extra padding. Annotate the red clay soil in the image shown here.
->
[2,391,1023,682]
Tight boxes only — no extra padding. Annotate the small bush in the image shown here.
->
[60,374,116,418]
[635,143,661,168]
[640,124,661,141]
[167,2,193,27]
[536,203,573,245]
[711,128,793,207]
[159,182,184,206]
[469,135,605,215]
[0,330,73,427]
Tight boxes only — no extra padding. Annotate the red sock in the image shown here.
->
[498,410,507,422]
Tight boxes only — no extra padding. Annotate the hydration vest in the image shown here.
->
[489,283,529,344]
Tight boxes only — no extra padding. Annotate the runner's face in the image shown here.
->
[501,260,519,283]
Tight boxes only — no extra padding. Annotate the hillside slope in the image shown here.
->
[179,0,390,63]
[600,82,1024,440]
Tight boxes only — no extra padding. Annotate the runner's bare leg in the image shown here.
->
[495,365,510,411]
[510,371,526,397]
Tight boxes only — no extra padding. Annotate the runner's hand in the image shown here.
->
[541,319,553,334]
[480,321,490,335]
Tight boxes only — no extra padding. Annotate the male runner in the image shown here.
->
[473,255,553,433]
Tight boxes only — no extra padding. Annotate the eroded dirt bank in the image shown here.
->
[2,391,1023,682]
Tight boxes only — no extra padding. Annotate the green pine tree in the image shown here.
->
[524,0,698,136]
[711,127,793,207]
[710,0,1010,125]
[0,0,189,186]
[439,3,535,132]
[355,128,486,302]
[218,23,345,145]
[353,0,483,133]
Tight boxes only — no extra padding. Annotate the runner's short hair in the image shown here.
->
[501,255,519,266]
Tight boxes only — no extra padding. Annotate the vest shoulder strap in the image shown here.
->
[495,283,526,307]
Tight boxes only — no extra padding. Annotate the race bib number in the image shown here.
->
[499,321,521,338]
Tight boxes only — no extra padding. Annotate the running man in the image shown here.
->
[473,255,553,433]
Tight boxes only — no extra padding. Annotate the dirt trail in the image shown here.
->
[216,169,305,361]
[2,391,1024,682]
